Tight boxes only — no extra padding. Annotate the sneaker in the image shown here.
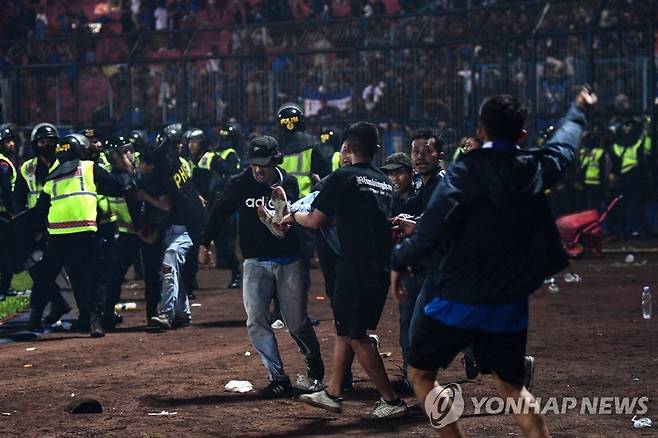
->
[462,353,480,380]
[228,272,242,289]
[257,205,285,239]
[523,355,535,391]
[369,334,380,350]
[257,379,293,399]
[89,313,105,338]
[28,310,44,332]
[361,398,408,421]
[271,186,289,224]
[173,315,192,328]
[150,313,173,330]
[271,319,285,330]
[297,389,343,413]
[43,302,72,326]
[296,374,326,392]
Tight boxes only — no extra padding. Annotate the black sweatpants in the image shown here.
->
[101,232,141,319]
[31,232,98,324]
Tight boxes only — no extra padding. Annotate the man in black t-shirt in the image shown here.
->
[281,122,408,420]
[199,136,324,399]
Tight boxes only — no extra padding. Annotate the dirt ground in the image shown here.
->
[0,244,656,437]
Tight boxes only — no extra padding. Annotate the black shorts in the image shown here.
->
[333,263,388,339]
[409,312,527,386]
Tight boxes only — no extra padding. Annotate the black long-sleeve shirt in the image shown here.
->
[202,167,301,259]
[391,105,587,305]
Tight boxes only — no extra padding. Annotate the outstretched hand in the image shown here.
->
[575,86,597,109]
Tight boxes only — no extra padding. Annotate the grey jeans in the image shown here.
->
[158,225,192,318]
[242,258,321,382]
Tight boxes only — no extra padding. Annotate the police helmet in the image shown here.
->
[276,103,305,133]
[128,130,148,152]
[0,123,15,142]
[30,123,59,146]
[537,125,556,146]
[104,135,133,153]
[216,124,240,150]
[56,133,91,162]
[156,123,183,146]
[319,127,339,149]
[81,127,101,142]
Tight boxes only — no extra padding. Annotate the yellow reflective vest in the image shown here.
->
[0,153,16,214]
[613,136,652,175]
[331,151,341,171]
[197,151,216,170]
[42,160,98,235]
[108,195,134,234]
[282,148,313,197]
[580,148,605,186]
[20,157,43,209]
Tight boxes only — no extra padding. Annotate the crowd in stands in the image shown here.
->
[0,0,655,150]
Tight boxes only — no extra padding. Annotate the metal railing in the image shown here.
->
[0,1,656,156]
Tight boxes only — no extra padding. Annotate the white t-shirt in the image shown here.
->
[154,7,168,30]
[131,0,141,15]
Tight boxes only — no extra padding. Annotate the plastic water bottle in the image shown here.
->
[642,287,652,320]
[114,302,137,312]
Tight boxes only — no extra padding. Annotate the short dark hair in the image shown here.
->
[341,122,379,158]
[479,95,528,143]
[411,128,444,153]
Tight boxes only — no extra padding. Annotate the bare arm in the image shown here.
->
[281,209,329,230]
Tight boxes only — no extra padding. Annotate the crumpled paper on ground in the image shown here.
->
[224,380,254,393]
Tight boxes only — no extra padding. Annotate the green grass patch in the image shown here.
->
[11,271,33,292]
[0,295,30,320]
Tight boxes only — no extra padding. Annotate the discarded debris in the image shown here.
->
[625,254,635,264]
[315,296,325,301]
[244,351,251,356]
[1,413,11,416]
[191,303,202,307]
[25,347,37,352]
[564,273,581,283]
[380,352,392,358]
[224,380,254,393]
[632,415,652,429]
[65,399,102,414]
[147,410,177,416]
[23,364,32,368]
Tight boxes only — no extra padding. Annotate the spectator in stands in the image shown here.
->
[131,0,141,29]
[154,0,168,30]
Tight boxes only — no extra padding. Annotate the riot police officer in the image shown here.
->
[0,123,17,297]
[608,115,653,235]
[28,133,134,336]
[100,135,145,329]
[276,103,331,196]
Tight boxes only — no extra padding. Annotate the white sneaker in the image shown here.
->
[271,319,285,330]
[271,186,289,224]
[297,389,343,413]
[257,205,285,239]
[369,334,380,350]
[361,398,408,421]
[296,374,327,392]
